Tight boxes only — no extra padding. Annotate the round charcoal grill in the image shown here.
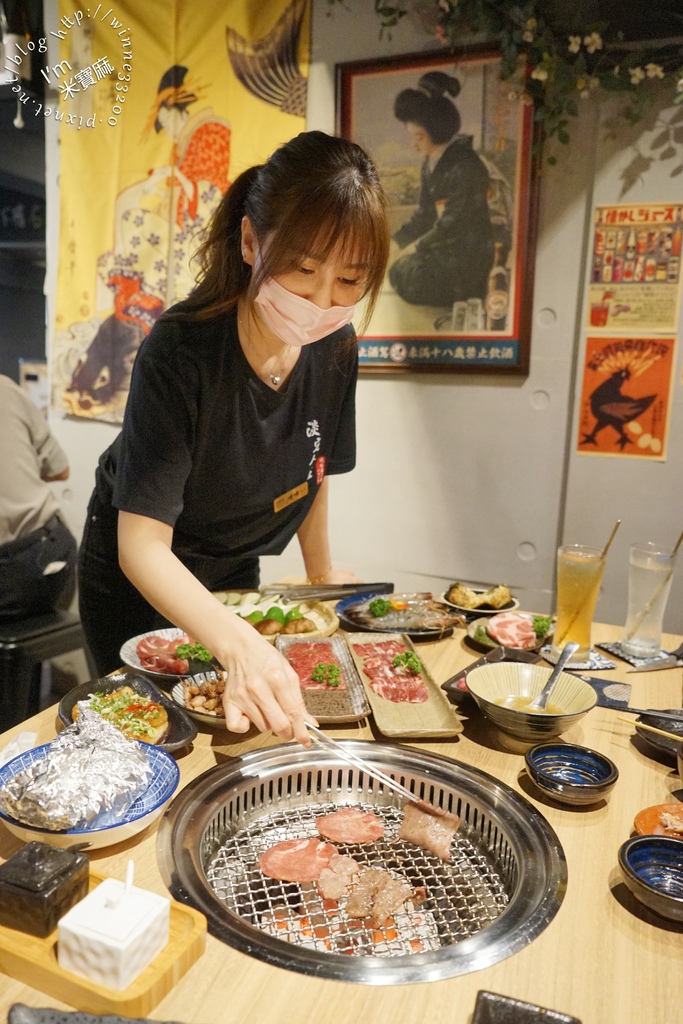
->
[156,742,566,984]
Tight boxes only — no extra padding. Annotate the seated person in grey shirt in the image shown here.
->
[0,374,77,621]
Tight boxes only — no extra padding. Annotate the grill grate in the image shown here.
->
[200,767,512,959]
[157,741,566,984]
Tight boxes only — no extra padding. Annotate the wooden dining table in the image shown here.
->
[0,620,681,1024]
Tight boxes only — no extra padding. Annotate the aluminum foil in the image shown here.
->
[0,709,153,831]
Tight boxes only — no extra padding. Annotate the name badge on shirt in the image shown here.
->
[274,481,309,513]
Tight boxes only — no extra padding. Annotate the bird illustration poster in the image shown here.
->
[51,0,310,423]
[577,335,676,460]
[587,203,683,334]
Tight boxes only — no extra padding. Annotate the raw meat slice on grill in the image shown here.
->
[346,867,413,928]
[397,801,460,861]
[316,807,385,844]
[136,632,191,674]
[486,612,538,650]
[258,838,337,882]
[317,854,360,900]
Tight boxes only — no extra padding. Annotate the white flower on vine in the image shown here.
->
[588,76,600,90]
[437,0,451,11]
[531,66,548,82]
[584,32,603,54]
[678,78,683,93]
[645,63,664,79]
[629,66,645,84]
[568,35,581,54]
[523,30,534,42]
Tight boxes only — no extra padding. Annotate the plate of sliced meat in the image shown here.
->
[466,612,554,654]
[346,632,463,738]
[120,627,220,681]
[276,634,371,723]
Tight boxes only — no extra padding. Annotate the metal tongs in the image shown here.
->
[260,582,394,603]
[305,723,448,818]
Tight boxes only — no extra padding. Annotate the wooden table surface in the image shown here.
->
[0,622,681,1024]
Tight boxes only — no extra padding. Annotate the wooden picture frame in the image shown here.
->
[336,47,539,374]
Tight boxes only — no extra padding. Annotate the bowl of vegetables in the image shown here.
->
[466,612,554,654]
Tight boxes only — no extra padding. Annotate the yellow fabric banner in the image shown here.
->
[51,0,310,422]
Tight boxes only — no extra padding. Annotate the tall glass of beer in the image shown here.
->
[551,545,605,664]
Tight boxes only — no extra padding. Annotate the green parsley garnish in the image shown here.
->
[369,597,392,618]
[311,662,342,687]
[532,616,553,639]
[392,651,422,675]
[175,641,213,663]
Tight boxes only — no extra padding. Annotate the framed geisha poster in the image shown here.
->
[336,46,538,374]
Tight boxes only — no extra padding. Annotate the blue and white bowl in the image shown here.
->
[618,835,683,922]
[525,742,618,805]
[0,743,180,850]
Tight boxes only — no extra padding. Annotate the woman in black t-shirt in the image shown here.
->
[79,131,390,746]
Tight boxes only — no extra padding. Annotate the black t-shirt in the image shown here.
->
[95,305,357,587]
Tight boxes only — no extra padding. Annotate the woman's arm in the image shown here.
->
[118,510,313,745]
[296,478,360,585]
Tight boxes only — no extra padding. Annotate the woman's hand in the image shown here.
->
[216,615,316,747]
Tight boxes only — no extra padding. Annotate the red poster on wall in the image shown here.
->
[577,335,676,460]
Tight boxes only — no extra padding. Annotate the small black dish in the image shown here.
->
[525,741,618,806]
[58,671,197,753]
[472,990,581,1024]
[635,708,683,762]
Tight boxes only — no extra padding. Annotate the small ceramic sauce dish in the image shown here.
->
[618,835,683,922]
[525,741,619,806]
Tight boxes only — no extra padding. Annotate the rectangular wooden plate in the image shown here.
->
[276,633,371,723]
[344,632,464,738]
[0,871,207,1016]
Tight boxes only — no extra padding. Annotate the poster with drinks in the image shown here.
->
[587,203,683,333]
[576,335,676,460]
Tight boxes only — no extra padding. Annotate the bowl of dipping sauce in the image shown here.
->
[618,835,683,922]
[465,663,597,742]
[525,742,618,805]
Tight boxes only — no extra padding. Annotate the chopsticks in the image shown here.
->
[618,716,683,743]
[305,723,448,818]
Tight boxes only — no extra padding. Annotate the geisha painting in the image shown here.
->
[52,0,310,423]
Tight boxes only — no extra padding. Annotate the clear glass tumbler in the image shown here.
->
[551,544,605,664]
[621,541,676,658]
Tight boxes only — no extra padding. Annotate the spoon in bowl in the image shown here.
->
[527,642,580,711]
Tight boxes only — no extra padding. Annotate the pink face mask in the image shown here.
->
[254,276,356,348]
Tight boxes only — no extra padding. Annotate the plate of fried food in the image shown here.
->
[212,590,339,642]
[171,671,228,728]
[441,582,519,616]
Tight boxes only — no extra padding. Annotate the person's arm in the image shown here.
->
[117,510,313,745]
[296,478,360,585]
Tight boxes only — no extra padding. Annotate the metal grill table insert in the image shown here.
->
[157,742,566,984]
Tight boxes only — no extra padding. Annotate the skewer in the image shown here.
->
[554,519,621,647]
[618,716,683,743]
[622,528,683,642]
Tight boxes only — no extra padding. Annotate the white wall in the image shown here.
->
[44,0,682,636]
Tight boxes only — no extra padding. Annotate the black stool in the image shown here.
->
[0,611,87,732]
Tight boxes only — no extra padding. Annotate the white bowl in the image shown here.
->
[0,744,180,850]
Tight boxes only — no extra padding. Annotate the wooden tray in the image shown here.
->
[276,633,371,723]
[0,871,207,1016]
[345,632,464,738]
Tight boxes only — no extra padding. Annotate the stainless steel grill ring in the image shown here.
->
[156,741,567,984]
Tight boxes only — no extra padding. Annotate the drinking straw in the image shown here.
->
[623,528,683,642]
[553,519,621,647]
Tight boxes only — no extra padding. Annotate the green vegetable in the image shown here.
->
[245,610,265,624]
[369,597,392,618]
[532,615,553,639]
[474,625,492,644]
[284,605,303,623]
[175,641,213,663]
[264,606,286,625]
[392,651,422,675]
[311,662,342,687]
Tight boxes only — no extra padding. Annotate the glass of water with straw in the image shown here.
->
[621,529,682,659]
